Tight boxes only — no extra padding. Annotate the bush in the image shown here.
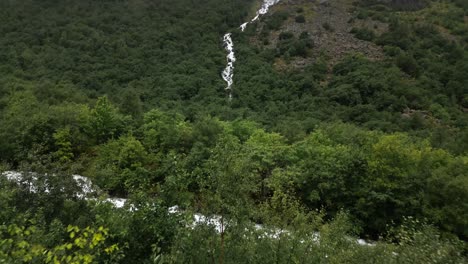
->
[291,41,308,57]
[299,31,310,40]
[396,53,420,77]
[266,11,289,30]
[322,22,334,32]
[357,10,369,19]
[383,45,402,57]
[279,31,294,40]
[295,15,306,23]
[350,27,376,41]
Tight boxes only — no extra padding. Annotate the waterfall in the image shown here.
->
[221,0,281,99]
[221,33,236,100]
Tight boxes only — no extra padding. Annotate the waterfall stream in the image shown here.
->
[221,0,281,99]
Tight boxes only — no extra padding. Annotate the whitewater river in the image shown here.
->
[1,170,374,246]
[221,0,281,99]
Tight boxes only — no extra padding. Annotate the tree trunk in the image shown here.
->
[219,214,225,264]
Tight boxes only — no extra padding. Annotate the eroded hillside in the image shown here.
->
[250,0,385,70]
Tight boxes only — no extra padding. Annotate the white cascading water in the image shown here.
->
[221,33,236,100]
[1,171,374,245]
[1,171,129,208]
[221,0,281,99]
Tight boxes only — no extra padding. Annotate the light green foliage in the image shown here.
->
[0,90,48,159]
[425,156,468,238]
[0,224,119,264]
[85,96,129,144]
[53,127,74,163]
[166,209,466,264]
[226,119,260,142]
[388,217,466,264]
[0,225,44,263]
[142,109,193,153]
[292,131,361,214]
[261,166,318,232]
[90,134,149,193]
[245,129,289,201]
[201,134,256,218]
[360,134,428,232]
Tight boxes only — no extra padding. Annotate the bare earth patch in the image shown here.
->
[251,0,385,71]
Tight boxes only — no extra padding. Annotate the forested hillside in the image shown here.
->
[0,0,467,263]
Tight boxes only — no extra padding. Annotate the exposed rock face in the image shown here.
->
[253,0,384,70]
[307,0,384,64]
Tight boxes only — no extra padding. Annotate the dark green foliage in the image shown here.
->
[356,0,427,11]
[295,15,306,23]
[322,22,334,31]
[0,0,253,117]
[377,21,412,50]
[453,0,468,10]
[276,32,312,58]
[350,27,376,41]
[265,10,289,30]
[279,31,294,40]
[0,0,467,262]
[389,0,428,11]
[395,52,420,77]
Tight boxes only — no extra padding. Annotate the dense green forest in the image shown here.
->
[0,0,467,263]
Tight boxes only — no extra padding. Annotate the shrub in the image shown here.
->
[295,15,305,23]
[279,31,294,40]
[299,31,309,39]
[396,53,420,77]
[322,22,334,32]
[266,11,289,30]
[350,27,376,41]
[357,10,369,19]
